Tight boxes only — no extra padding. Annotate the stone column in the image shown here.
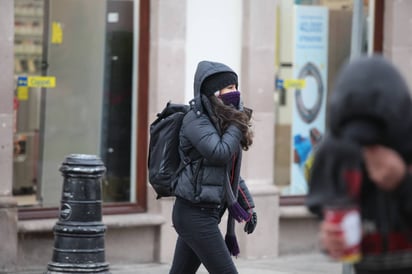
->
[148,0,187,264]
[383,0,412,89]
[239,0,279,258]
[0,0,18,271]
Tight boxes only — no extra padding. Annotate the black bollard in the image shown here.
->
[47,154,110,274]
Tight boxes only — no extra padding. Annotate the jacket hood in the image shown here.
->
[329,55,412,162]
[193,61,238,98]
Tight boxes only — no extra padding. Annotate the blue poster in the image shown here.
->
[287,6,328,195]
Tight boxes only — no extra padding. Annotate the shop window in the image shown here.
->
[274,0,378,201]
[13,0,149,218]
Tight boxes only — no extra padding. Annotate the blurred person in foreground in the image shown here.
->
[307,55,412,274]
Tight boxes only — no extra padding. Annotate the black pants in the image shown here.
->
[169,198,238,274]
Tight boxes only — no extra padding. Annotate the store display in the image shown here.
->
[13,0,44,200]
[14,0,44,75]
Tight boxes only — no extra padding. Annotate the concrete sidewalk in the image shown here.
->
[14,253,348,274]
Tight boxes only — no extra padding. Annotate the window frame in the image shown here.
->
[279,0,384,206]
[18,0,150,220]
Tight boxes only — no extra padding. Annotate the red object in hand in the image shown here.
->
[324,205,362,263]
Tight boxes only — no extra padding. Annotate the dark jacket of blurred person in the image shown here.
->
[307,55,412,274]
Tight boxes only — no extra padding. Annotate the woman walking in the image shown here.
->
[169,60,257,274]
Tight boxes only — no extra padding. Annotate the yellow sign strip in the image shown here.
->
[284,79,306,89]
[28,76,56,88]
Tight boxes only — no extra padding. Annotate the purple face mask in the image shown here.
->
[218,91,241,108]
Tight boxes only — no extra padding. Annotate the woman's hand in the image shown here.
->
[363,145,406,191]
[244,210,257,234]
